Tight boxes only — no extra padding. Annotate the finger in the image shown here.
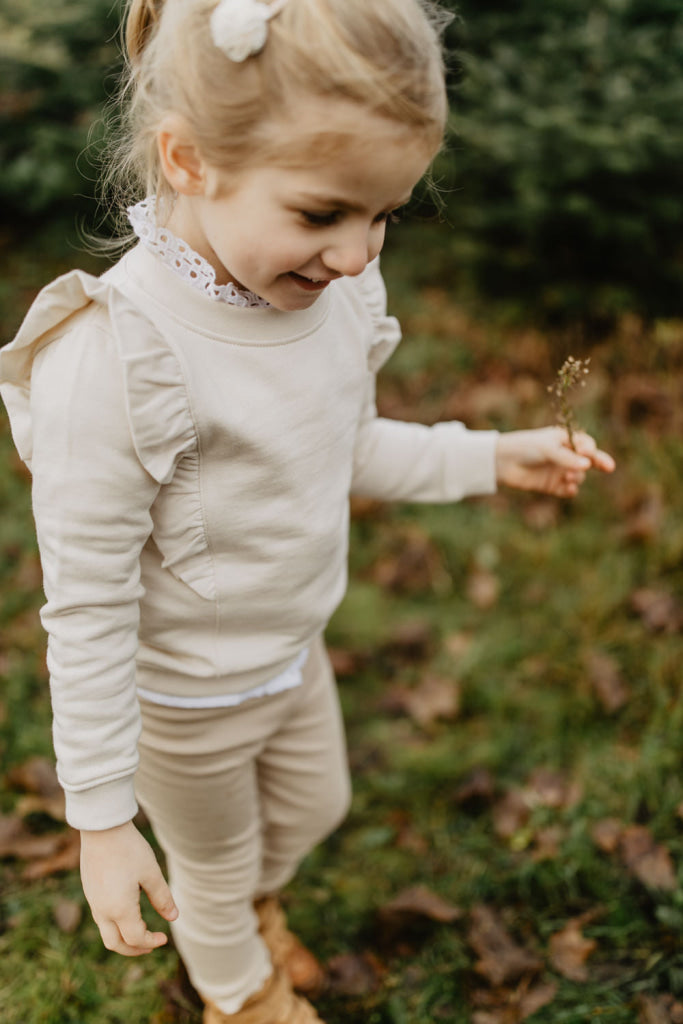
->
[590,448,616,473]
[572,433,616,473]
[117,907,168,952]
[98,918,164,957]
[141,867,179,923]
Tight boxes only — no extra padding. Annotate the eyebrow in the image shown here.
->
[292,192,413,211]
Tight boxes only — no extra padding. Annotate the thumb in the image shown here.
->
[141,865,179,923]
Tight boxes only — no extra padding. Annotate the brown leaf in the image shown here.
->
[585,650,630,714]
[384,619,434,661]
[453,768,497,808]
[531,826,565,862]
[519,981,559,1019]
[5,756,61,799]
[443,631,473,661]
[369,526,450,595]
[53,898,82,934]
[0,813,32,856]
[325,952,382,997]
[492,790,531,841]
[591,818,623,854]
[549,918,597,981]
[326,647,364,678]
[631,588,682,634]
[637,994,680,1024]
[522,499,560,532]
[378,885,462,928]
[468,905,543,986]
[21,829,81,880]
[524,768,582,810]
[349,496,386,521]
[466,567,501,610]
[381,675,460,729]
[620,826,677,891]
[623,488,665,543]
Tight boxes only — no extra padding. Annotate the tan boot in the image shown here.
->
[202,966,324,1023]
[254,898,325,995]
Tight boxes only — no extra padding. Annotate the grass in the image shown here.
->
[0,222,682,1022]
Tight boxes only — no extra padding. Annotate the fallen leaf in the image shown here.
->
[369,526,450,595]
[591,818,623,854]
[622,488,665,543]
[523,499,560,532]
[388,811,429,855]
[21,829,81,881]
[383,619,434,661]
[53,898,82,934]
[620,826,677,891]
[532,826,565,862]
[468,905,543,986]
[349,496,386,521]
[637,994,679,1024]
[631,588,682,634]
[492,790,531,840]
[585,650,630,714]
[327,647,365,678]
[443,631,473,661]
[519,981,559,1018]
[453,767,497,808]
[381,675,460,729]
[524,768,582,810]
[378,885,462,929]
[466,567,501,610]
[549,917,597,981]
[325,952,382,997]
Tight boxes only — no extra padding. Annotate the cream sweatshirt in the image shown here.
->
[0,244,498,829]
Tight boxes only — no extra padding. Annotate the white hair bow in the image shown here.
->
[210,0,288,63]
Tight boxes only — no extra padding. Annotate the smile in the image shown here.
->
[288,272,333,291]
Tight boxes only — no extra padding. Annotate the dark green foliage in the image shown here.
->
[0,0,124,222]
[2,0,682,321]
[435,0,683,323]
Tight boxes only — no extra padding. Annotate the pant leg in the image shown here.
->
[134,638,350,1013]
[256,636,352,895]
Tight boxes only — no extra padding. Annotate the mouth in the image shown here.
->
[288,272,334,291]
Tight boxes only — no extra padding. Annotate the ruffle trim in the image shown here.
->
[356,258,402,373]
[0,271,215,600]
[127,197,270,308]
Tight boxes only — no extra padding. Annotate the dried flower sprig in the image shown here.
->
[548,356,590,451]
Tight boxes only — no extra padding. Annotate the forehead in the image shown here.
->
[259,99,437,205]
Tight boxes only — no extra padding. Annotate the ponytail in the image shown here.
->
[125,0,166,65]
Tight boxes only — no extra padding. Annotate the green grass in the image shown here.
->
[1,226,682,1022]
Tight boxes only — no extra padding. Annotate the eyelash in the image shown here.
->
[301,210,401,227]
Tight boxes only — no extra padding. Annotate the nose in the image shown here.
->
[322,222,385,277]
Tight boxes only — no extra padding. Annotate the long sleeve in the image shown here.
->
[351,377,498,502]
[29,314,160,829]
[350,260,499,503]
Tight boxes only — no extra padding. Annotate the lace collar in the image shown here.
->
[127,196,270,308]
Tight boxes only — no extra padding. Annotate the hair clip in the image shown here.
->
[210,0,287,63]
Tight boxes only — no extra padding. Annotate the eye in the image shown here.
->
[301,210,342,227]
[373,209,402,225]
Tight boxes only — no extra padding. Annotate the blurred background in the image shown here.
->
[1,2,682,1022]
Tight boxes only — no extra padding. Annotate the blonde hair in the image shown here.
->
[105,0,450,225]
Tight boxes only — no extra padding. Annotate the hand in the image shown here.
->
[80,820,179,956]
[495,427,615,497]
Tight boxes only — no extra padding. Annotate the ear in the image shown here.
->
[157,115,207,196]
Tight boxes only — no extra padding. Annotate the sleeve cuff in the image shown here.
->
[437,424,499,499]
[64,776,139,831]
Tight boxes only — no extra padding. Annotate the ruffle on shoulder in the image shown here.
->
[355,257,402,374]
[0,270,196,485]
[0,270,215,601]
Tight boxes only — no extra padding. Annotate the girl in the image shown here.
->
[0,1,615,1021]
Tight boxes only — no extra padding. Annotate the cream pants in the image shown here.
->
[135,637,351,1014]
